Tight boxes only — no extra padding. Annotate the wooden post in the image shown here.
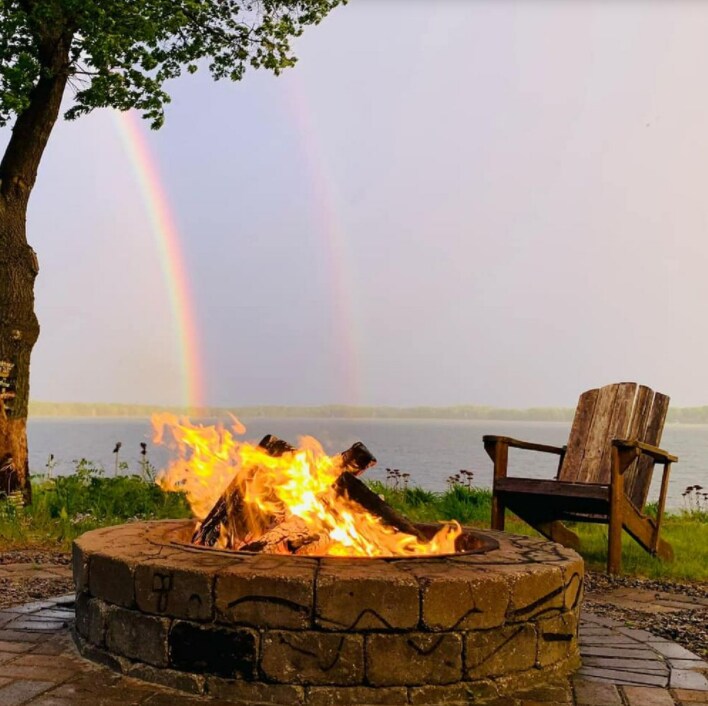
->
[652,461,672,553]
[486,440,508,531]
[609,445,637,574]
[608,445,623,574]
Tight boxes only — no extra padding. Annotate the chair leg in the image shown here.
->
[608,446,626,575]
[536,520,581,551]
[491,493,505,531]
[607,509,622,574]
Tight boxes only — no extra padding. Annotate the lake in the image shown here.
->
[27,417,708,510]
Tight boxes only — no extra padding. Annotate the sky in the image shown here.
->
[4,0,708,409]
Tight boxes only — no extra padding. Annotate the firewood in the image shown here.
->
[332,471,426,541]
[192,439,376,548]
[237,516,320,554]
[336,442,377,475]
[294,535,333,555]
[191,434,293,547]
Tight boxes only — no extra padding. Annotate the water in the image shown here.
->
[27,418,708,510]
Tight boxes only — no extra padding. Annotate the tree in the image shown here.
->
[0,0,343,500]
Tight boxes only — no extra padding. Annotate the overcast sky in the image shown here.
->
[5,0,708,408]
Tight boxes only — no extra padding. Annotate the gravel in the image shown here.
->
[585,571,708,660]
[0,549,73,611]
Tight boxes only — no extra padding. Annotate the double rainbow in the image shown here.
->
[113,86,361,409]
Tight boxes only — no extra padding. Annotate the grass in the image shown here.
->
[0,459,190,550]
[1,464,706,582]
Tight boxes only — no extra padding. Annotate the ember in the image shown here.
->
[153,414,461,557]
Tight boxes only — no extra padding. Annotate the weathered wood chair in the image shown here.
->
[483,382,677,574]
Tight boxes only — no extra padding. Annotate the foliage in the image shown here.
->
[367,480,493,526]
[681,484,708,521]
[0,458,190,547]
[0,0,345,128]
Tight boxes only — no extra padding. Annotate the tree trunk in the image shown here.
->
[0,30,72,501]
[0,200,39,501]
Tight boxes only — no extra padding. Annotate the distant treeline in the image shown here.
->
[27,401,708,423]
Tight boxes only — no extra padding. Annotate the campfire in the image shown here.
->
[153,414,461,557]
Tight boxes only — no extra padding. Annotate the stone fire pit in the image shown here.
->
[72,520,583,704]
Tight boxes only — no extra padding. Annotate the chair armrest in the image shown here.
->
[483,436,566,455]
[612,439,678,465]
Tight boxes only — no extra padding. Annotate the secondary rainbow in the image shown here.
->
[285,76,363,404]
[113,110,205,409]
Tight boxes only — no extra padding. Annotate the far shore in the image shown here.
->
[28,401,708,424]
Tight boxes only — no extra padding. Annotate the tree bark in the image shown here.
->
[0,30,72,501]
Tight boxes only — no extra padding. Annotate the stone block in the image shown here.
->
[74,592,90,639]
[207,678,305,705]
[74,630,131,674]
[86,598,107,646]
[89,554,134,608]
[498,565,565,622]
[536,611,577,667]
[260,630,364,685]
[135,560,213,621]
[72,542,88,593]
[560,556,584,611]
[516,683,573,703]
[315,564,419,631]
[408,682,493,704]
[215,556,316,629]
[74,596,107,646]
[105,605,169,667]
[169,620,257,679]
[418,565,509,631]
[465,624,537,678]
[366,632,462,686]
[127,662,205,695]
[306,686,408,705]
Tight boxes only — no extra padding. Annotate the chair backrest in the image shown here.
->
[558,382,669,508]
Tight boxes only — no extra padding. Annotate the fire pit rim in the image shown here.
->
[166,520,500,560]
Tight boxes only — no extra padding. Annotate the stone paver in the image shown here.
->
[0,594,704,704]
[623,685,677,706]
[587,587,708,615]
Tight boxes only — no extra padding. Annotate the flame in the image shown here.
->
[153,414,461,557]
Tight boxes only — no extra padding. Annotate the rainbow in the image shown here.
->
[112,111,205,409]
[285,77,362,404]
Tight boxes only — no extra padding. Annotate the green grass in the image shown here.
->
[0,460,190,550]
[1,468,706,582]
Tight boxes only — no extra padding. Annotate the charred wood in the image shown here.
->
[333,471,426,541]
[238,516,320,554]
[191,434,293,547]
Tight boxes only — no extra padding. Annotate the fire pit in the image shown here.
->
[73,421,583,703]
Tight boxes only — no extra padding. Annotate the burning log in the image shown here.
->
[193,438,377,548]
[332,471,427,542]
[241,455,427,556]
[192,434,294,547]
[238,516,320,554]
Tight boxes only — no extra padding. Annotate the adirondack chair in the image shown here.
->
[483,383,677,574]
